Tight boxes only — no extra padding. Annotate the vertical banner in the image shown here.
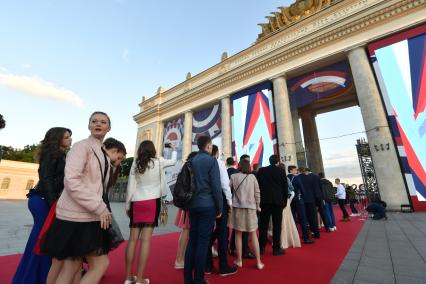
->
[191,104,222,153]
[368,24,426,211]
[230,81,277,167]
[162,117,184,200]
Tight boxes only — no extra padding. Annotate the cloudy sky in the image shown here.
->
[0,0,366,185]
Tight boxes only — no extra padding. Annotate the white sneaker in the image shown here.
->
[124,276,137,284]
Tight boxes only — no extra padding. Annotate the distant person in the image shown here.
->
[366,200,387,220]
[0,114,5,162]
[304,168,330,232]
[42,112,113,283]
[226,157,238,178]
[287,166,313,244]
[279,164,301,248]
[184,136,223,284]
[174,151,198,270]
[335,178,350,221]
[257,155,287,256]
[346,185,359,216]
[125,140,177,284]
[229,159,264,269]
[298,167,320,239]
[252,163,259,175]
[229,154,255,259]
[13,127,72,284]
[318,173,336,231]
[205,145,237,276]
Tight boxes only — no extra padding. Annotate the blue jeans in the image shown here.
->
[184,206,216,284]
[324,201,336,228]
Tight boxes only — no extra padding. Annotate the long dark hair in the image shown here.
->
[38,127,72,160]
[135,140,156,174]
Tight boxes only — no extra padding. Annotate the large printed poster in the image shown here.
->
[162,117,184,200]
[231,82,277,167]
[368,24,426,211]
[191,104,222,153]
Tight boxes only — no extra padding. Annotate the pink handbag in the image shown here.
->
[132,199,156,223]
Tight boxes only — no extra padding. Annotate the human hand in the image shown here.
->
[100,209,112,230]
[216,212,222,219]
[257,207,262,212]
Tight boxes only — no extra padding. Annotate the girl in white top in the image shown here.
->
[124,140,177,284]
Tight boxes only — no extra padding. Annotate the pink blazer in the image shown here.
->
[56,136,110,222]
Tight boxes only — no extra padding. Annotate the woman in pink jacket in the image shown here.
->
[42,111,113,284]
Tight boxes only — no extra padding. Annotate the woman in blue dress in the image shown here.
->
[12,127,72,284]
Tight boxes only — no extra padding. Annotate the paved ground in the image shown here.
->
[0,200,180,256]
[332,212,426,284]
[3,200,426,283]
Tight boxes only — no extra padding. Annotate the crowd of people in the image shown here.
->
[12,115,366,284]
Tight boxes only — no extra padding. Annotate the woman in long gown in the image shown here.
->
[281,176,301,249]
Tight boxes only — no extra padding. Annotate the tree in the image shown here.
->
[0,114,5,129]
[120,157,134,177]
[1,144,39,163]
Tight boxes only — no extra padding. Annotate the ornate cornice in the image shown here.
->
[136,0,425,124]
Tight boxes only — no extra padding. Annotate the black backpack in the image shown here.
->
[173,160,196,210]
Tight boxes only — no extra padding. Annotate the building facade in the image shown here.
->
[0,160,39,200]
[133,0,426,211]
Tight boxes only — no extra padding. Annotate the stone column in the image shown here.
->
[156,121,164,157]
[273,76,298,169]
[348,46,409,210]
[183,111,193,160]
[221,97,232,160]
[292,110,307,167]
[301,111,324,174]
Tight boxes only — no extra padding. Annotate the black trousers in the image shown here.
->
[258,203,284,250]
[206,198,229,270]
[305,202,320,237]
[338,199,349,218]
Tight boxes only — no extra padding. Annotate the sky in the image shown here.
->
[0,0,366,185]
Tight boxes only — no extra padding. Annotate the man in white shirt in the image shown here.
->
[335,178,350,221]
[205,145,238,276]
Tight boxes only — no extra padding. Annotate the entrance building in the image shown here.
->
[133,0,426,211]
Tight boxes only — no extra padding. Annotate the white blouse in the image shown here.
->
[125,151,177,210]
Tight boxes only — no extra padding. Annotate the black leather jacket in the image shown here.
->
[28,151,66,207]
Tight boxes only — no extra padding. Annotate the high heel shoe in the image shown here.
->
[233,260,242,268]
[257,263,265,270]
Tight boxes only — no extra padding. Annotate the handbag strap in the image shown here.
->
[92,148,109,194]
[233,174,249,196]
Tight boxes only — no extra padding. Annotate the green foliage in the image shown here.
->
[120,157,134,177]
[1,144,39,163]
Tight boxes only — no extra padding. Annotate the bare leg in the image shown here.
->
[175,228,189,265]
[72,266,82,284]
[125,227,141,281]
[136,227,154,283]
[234,230,243,267]
[80,254,109,284]
[250,231,264,269]
[55,259,80,284]
[46,258,63,284]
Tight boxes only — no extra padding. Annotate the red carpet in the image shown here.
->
[1,207,365,284]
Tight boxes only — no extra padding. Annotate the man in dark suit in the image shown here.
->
[298,167,320,239]
[257,154,288,256]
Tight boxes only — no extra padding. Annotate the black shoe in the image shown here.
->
[313,235,320,239]
[204,266,213,275]
[242,252,256,259]
[304,239,314,244]
[272,248,286,256]
[219,265,238,277]
[260,247,265,255]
